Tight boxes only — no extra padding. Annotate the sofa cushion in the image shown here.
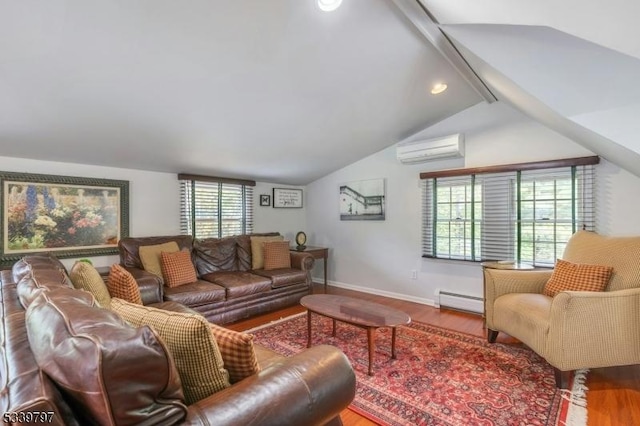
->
[12,254,70,285]
[209,323,260,383]
[17,268,72,309]
[252,268,307,289]
[106,264,143,305]
[69,261,112,308]
[26,288,187,425]
[202,271,272,299]
[250,235,284,269]
[163,280,226,306]
[194,237,239,275]
[543,259,614,297]
[110,298,231,404]
[139,241,180,277]
[161,250,198,287]
[263,240,292,270]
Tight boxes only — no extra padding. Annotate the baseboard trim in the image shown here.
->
[313,278,436,307]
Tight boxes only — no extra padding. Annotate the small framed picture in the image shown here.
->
[260,194,271,206]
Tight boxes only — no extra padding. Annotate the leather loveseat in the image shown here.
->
[118,233,314,324]
[0,254,356,425]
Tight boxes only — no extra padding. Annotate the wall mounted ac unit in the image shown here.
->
[396,133,464,164]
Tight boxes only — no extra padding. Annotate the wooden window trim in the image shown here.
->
[178,173,256,187]
[419,156,599,180]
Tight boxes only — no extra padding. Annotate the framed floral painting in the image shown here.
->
[1,171,129,267]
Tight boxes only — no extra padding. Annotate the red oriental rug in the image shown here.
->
[249,313,588,426]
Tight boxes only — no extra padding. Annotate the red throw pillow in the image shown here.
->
[209,323,260,383]
[161,250,198,287]
[263,241,291,270]
[107,264,143,305]
[543,259,613,297]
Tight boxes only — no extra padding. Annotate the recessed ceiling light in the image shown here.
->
[431,83,448,95]
[317,0,343,12]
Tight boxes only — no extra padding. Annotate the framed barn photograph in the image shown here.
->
[1,171,129,267]
[339,178,385,221]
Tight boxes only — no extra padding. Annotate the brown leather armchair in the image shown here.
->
[485,231,640,388]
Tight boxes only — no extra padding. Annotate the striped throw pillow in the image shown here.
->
[69,261,112,308]
[161,250,197,287]
[106,264,143,305]
[110,298,230,404]
[263,241,291,270]
[210,324,260,383]
[543,259,614,297]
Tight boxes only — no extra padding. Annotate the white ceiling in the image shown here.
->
[0,0,480,184]
[2,1,639,184]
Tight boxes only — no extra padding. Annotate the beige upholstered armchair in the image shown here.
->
[484,230,640,388]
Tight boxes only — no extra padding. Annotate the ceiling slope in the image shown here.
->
[0,0,481,184]
[440,24,640,178]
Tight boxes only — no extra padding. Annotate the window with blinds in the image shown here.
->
[179,176,254,239]
[421,156,597,267]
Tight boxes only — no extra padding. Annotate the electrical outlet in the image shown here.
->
[411,270,417,280]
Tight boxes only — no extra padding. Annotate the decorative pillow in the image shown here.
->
[263,241,292,270]
[27,290,186,424]
[110,298,230,404]
[250,235,284,269]
[209,323,260,383]
[161,250,198,287]
[543,259,614,297]
[139,241,180,277]
[69,261,112,308]
[107,264,143,305]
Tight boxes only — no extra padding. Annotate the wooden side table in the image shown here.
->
[291,246,329,290]
[481,261,533,322]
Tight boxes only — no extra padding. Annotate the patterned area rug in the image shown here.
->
[249,313,588,426]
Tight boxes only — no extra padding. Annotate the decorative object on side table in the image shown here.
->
[0,171,129,268]
[273,188,303,208]
[259,194,271,206]
[295,231,307,250]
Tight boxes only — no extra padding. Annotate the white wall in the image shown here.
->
[305,102,640,305]
[253,182,306,242]
[0,157,305,269]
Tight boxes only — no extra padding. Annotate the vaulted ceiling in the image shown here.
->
[1,1,638,184]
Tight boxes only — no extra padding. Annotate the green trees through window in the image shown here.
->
[422,157,597,267]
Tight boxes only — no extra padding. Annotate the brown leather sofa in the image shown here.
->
[0,255,356,426]
[118,233,314,324]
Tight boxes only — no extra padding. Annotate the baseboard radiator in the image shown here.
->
[434,289,483,314]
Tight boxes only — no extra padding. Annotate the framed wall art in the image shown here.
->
[273,188,303,208]
[339,178,385,221]
[260,194,271,206]
[1,171,130,267]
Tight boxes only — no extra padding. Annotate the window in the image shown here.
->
[421,156,598,267]
[179,174,254,239]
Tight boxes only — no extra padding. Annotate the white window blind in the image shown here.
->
[179,177,254,239]
[421,157,597,267]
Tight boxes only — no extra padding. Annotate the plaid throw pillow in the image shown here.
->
[263,241,291,270]
[107,264,143,305]
[110,298,230,404]
[210,324,260,383]
[69,261,112,308]
[543,259,614,297]
[250,235,284,269]
[161,250,197,287]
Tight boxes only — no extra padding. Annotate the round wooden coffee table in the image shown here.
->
[300,294,411,375]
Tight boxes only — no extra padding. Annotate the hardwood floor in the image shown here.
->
[227,284,640,426]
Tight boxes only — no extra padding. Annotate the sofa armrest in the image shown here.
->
[183,345,355,426]
[484,269,553,327]
[546,287,640,370]
[290,251,314,271]
[123,266,164,305]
